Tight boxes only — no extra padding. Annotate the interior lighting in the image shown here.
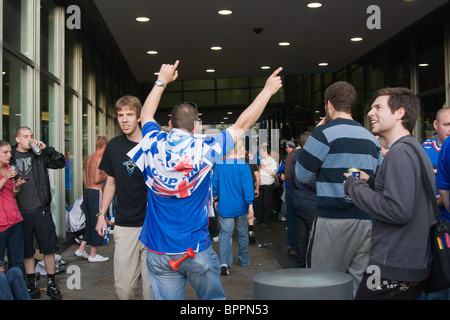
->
[351,37,363,42]
[318,62,328,66]
[218,10,232,15]
[136,17,150,22]
[307,3,322,8]
[278,42,290,46]
[147,50,158,55]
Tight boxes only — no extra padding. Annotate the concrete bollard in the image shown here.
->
[252,268,353,300]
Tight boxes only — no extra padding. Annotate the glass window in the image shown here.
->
[2,51,30,144]
[184,79,214,91]
[64,92,76,206]
[416,21,445,93]
[217,78,249,89]
[3,0,33,58]
[40,0,58,75]
[217,89,249,105]
[184,91,215,106]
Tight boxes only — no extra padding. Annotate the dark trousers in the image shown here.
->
[255,184,274,223]
[355,272,424,300]
[294,208,316,267]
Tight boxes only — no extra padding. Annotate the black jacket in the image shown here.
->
[11,144,65,210]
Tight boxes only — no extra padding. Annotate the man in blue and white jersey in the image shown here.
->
[295,81,383,297]
[128,60,282,300]
[422,108,450,174]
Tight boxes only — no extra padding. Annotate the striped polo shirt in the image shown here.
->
[295,118,382,220]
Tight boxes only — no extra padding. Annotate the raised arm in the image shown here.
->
[140,60,180,125]
[228,67,283,141]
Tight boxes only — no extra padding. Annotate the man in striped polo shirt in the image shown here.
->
[295,81,383,297]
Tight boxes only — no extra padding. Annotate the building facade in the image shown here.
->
[1,0,450,237]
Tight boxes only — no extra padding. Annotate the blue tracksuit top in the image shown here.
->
[212,158,254,218]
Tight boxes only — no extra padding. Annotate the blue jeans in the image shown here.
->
[0,267,31,300]
[0,222,24,272]
[219,214,249,267]
[285,188,296,249]
[146,246,226,300]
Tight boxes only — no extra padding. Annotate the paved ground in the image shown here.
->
[34,218,298,300]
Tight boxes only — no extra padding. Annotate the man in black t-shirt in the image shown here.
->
[95,95,152,300]
[12,126,65,300]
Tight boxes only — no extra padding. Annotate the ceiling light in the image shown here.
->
[227,112,233,114]
[223,117,228,120]
[418,63,429,67]
[211,46,222,51]
[351,37,363,42]
[261,66,271,70]
[278,42,290,46]
[307,3,322,8]
[147,50,158,55]
[136,17,150,22]
[318,62,328,66]
[218,10,232,15]
[206,69,215,73]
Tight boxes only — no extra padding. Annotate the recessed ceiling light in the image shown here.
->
[136,17,150,22]
[351,37,363,42]
[418,63,429,67]
[227,112,233,114]
[211,46,222,51]
[218,10,232,15]
[206,69,215,73]
[307,2,322,8]
[261,66,271,70]
[278,42,290,46]
[318,62,328,66]
[147,50,158,55]
[223,117,228,120]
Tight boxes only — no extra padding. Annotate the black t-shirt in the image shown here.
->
[99,134,147,227]
[14,150,42,213]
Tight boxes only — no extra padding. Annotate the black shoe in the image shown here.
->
[220,264,229,275]
[27,281,41,299]
[46,281,62,300]
[248,231,256,244]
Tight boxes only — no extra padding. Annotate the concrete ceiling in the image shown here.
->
[92,0,448,126]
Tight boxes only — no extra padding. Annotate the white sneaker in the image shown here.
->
[74,249,89,259]
[88,254,109,263]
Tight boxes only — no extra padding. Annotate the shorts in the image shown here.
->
[23,208,60,258]
[83,189,104,247]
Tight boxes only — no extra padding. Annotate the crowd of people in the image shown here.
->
[1,59,449,301]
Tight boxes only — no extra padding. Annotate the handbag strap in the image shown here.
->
[404,141,441,219]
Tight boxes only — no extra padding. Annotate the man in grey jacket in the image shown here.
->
[344,87,435,299]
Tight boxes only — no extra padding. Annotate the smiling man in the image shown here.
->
[344,87,435,299]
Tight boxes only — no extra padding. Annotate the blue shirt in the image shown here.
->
[212,158,254,218]
[436,137,450,221]
[129,121,234,254]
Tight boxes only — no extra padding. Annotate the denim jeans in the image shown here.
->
[146,246,226,300]
[219,214,249,267]
[285,187,296,249]
[0,267,31,300]
[0,222,24,272]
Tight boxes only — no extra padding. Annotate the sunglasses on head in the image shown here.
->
[175,101,198,111]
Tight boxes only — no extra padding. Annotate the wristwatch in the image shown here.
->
[155,79,166,88]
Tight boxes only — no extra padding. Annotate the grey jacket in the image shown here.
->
[344,135,435,282]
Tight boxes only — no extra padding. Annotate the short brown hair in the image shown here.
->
[170,103,198,132]
[372,87,419,133]
[95,136,108,149]
[115,95,142,119]
[324,81,357,113]
[298,131,311,147]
